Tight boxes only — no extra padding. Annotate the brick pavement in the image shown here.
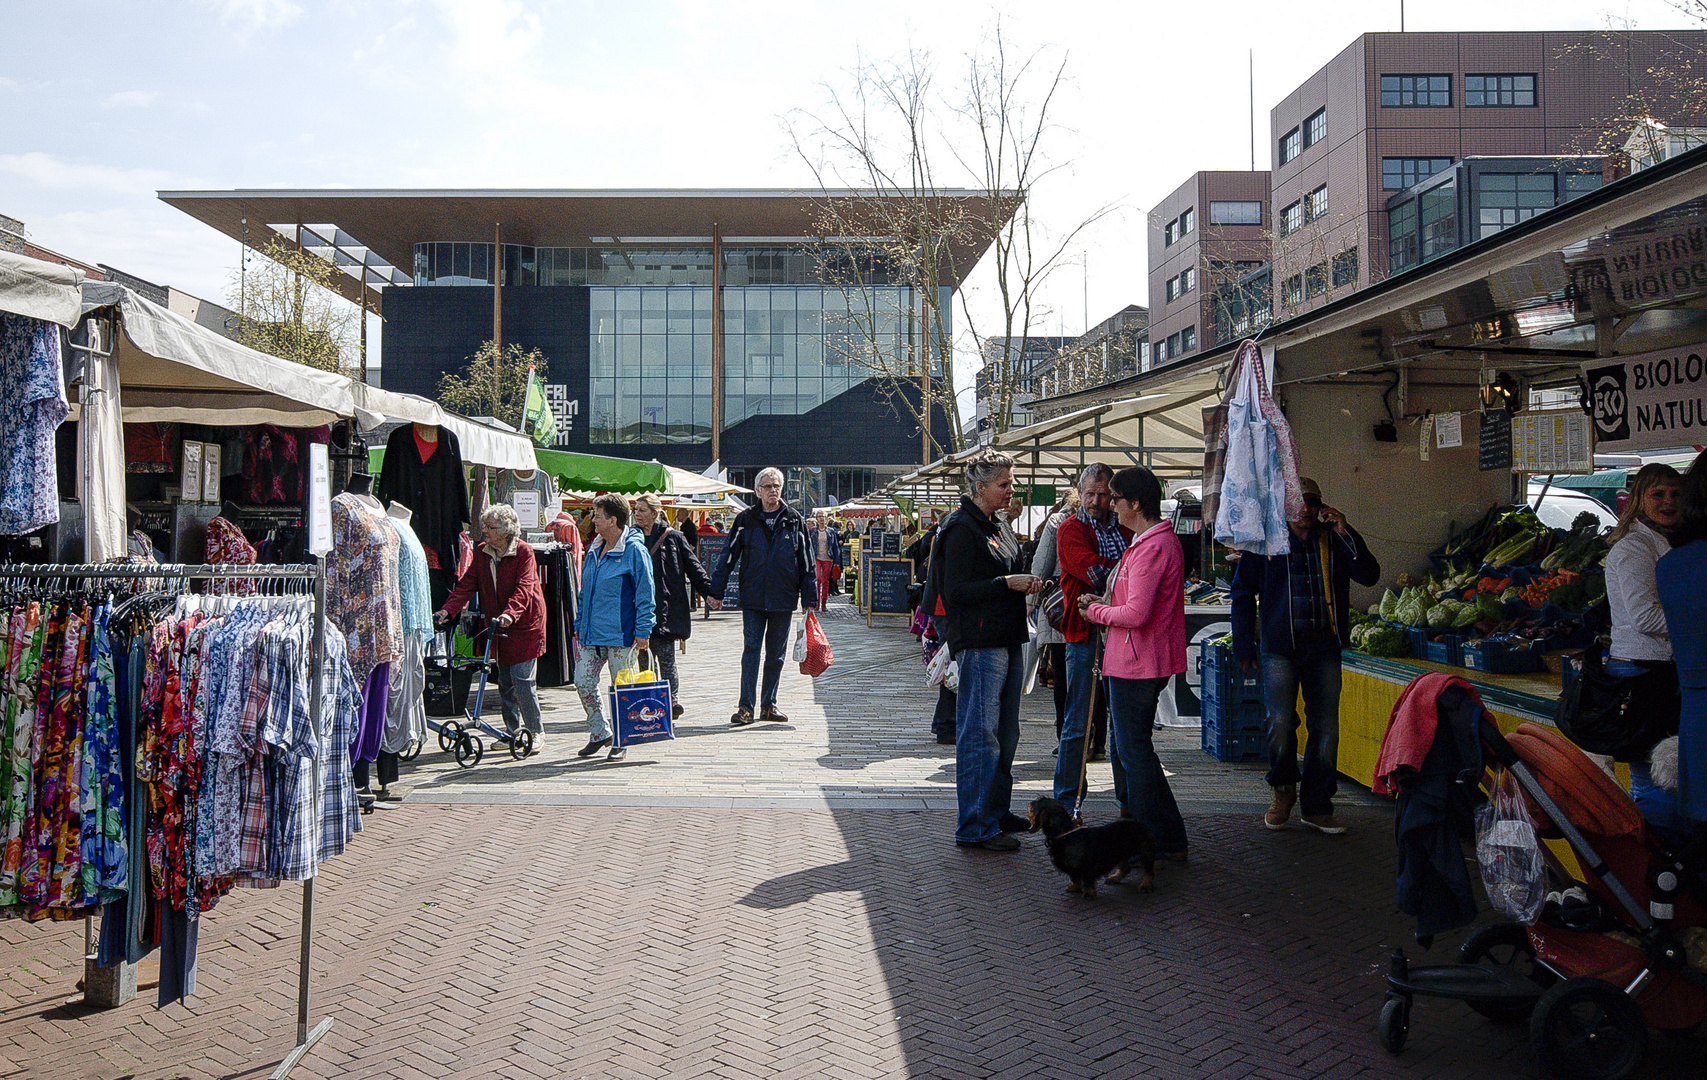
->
[1,595,1703,1079]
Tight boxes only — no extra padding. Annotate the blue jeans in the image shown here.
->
[1054,639,1123,803]
[1261,643,1343,816]
[741,610,794,710]
[954,645,1023,843]
[1106,675,1189,853]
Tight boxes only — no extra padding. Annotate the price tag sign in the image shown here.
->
[202,443,222,503]
[181,441,203,503]
[308,442,333,556]
[1435,411,1463,449]
[512,490,542,530]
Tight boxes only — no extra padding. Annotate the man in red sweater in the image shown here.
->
[1053,463,1133,803]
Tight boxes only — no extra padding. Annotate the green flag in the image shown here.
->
[523,366,557,447]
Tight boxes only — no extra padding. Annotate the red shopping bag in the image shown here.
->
[800,610,834,677]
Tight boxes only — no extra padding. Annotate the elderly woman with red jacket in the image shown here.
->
[1079,466,1189,858]
[436,503,549,752]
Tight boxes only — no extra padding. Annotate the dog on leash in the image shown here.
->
[1027,796,1158,898]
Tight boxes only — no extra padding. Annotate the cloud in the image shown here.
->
[102,90,159,109]
[0,152,175,195]
[0,77,16,91]
[206,0,304,30]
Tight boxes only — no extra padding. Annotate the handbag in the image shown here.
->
[609,651,673,748]
[800,610,834,677]
[1037,577,1067,631]
[1556,651,1679,761]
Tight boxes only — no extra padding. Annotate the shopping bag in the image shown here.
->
[925,641,951,687]
[793,619,809,662]
[609,653,673,748]
[1475,769,1546,925]
[799,610,833,677]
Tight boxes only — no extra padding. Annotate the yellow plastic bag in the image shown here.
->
[614,658,659,686]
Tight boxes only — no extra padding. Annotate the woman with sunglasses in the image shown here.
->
[1078,466,1189,860]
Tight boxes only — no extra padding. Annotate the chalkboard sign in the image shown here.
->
[1479,409,1513,472]
[866,557,914,622]
[697,535,741,608]
[882,531,902,556]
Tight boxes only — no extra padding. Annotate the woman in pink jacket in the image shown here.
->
[1079,466,1189,857]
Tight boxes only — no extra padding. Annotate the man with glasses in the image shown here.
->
[1230,477,1380,834]
[1053,462,1131,804]
[710,467,816,726]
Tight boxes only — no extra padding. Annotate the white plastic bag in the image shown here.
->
[926,642,951,687]
[793,619,808,662]
[1476,769,1547,925]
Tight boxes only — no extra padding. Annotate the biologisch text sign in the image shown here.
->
[1584,346,1707,452]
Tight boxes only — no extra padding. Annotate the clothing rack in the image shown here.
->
[0,561,333,1080]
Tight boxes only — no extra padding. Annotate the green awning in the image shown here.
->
[366,445,670,495]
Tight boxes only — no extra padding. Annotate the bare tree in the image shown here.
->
[224,238,356,373]
[788,25,1113,456]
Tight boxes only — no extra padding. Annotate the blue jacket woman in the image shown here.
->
[1656,449,1707,823]
[576,524,657,647]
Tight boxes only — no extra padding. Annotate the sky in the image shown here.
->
[2,0,1700,400]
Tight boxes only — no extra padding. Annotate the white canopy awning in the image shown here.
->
[659,463,752,497]
[350,382,537,470]
[0,249,84,328]
[82,281,361,427]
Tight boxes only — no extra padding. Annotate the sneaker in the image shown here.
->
[1300,814,1347,835]
[1264,785,1297,830]
[760,706,789,722]
[672,703,684,720]
[528,735,545,755]
[577,737,612,758]
[730,707,755,726]
[606,746,628,762]
[956,834,1021,852]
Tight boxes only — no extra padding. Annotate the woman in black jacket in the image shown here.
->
[634,494,714,718]
[931,451,1043,851]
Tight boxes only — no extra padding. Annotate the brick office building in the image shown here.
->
[1267,29,1707,315]
[1146,171,1272,359]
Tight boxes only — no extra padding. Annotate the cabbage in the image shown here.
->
[1476,593,1504,624]
[1367,602,1383,618]
[1379,588,1400,622]
[1452,604,1480,629]
[1426,604,1453,629]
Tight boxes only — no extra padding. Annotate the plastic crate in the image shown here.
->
[1422,633,1466,666]
[1202,712,1270,763]
[1200,641,1263,711]
[1462,639,1543,675]
[1202,696,1266,734]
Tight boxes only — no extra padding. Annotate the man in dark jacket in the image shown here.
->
[710,467,816,726]
[1230,477,1381,835]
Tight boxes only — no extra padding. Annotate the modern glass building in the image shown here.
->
[158,190,999,495]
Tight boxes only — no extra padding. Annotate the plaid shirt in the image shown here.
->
[313,627,364,867]
[1287,528,1333,641]
[1076,508,1128,592]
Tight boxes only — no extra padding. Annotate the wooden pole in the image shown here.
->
[921,284,931,466]
[711,223,724,468]
[493,222,503,414]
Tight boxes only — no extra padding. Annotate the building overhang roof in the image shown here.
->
[158,188,1018,305]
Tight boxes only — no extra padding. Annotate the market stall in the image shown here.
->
[1141,139,1707,787]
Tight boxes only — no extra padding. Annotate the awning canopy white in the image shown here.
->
[0,249,84,328]
[82,281,360,426]
[350,383,537,470]
[658,463,753,497]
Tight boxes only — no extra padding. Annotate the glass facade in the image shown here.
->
[413,244,856,287]
[586,284,937,446]
[1478,173,1556,238]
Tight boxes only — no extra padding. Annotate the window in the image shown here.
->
[1305,263,1328,298]
[1164,219,1178,246]
[1306,185,1328,223]
[1163,267,1197,303]
[1388,200,1419,272]
[1165,331,1181,359]
[1180,325,1196,353]
[1380,74,1451,107]
[1162,207,1194,247]
[1180,207,1194,236]
[1165,275,1181,303]
[1465,74,1536,107]
[1478,173,1555,238]
[1304,108,1327,148]
[1564,172,1603,200]
[1279,127,1302,165]
[1282,274,1303,308]
[1419,181,1457,261]
[1209,201,1263,225]
[1332,248,1359,288]
[1382,157,1453,191]
[1279,201,1303,237]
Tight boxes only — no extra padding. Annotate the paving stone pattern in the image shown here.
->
[2,596,1703,1079]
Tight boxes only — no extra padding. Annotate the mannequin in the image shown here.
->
[344,471,377,499]
[377,423,470,611]
[332,472,404,796]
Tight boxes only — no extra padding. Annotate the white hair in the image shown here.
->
[481,503,521,540]
[756,467,785,487]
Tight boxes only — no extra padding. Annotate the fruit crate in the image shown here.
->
[1201,700,1269,763]
[1200,640,1263,712]
[1462,639,1543,675]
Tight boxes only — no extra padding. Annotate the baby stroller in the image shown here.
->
[1378,681,1707,1080]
